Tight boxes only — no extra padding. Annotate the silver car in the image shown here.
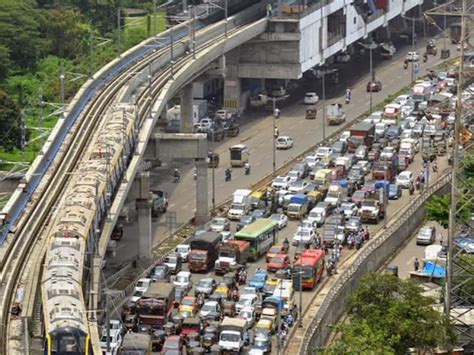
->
[416,225,436,245]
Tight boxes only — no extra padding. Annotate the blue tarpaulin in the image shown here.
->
[421,261,446,278]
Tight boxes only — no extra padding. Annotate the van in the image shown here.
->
[308,203,329,227]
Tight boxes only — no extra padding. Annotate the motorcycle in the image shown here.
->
[244,164,250,175]
[173,175,180,183]
[423,54,428,63]
[193,167,197,180]
[231,289,239,302]
[403,61,408,70]
[238,272,247,285]
[225,169,232,182]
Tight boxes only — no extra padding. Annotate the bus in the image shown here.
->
[234,219,278,261]
[293,249,325,290]
[450,22,469,44]
[229,144,249,167]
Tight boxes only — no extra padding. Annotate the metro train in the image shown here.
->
[41,104,137,355]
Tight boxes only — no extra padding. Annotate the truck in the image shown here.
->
[380,42,396,59]
[119,333,152,354]
[382,103,402,126]
[359,189,386,223]
[227,189,252,220]
[165,100,208,133]
[313,169,332,194]
[137,283,175,328]
[399,140,415,163]
[287,194,309,219]
[219,317,248,352]
[326,103,346,125]
[372,157,398,181]
[348,123,375,152]
[214,240,250,275]
[189,232,222,272]
[151,190,168,217]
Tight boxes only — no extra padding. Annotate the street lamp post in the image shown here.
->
[322,70,326,140]
[384,165,388,228]
[211,132,216,215]
[272,98,278,177]
[411,17,415,83]
[369,43,373,113]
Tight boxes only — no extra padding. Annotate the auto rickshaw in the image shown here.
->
[250,190,266,210]
[207,152,220,168]
[205,311,221,323]
[152,330,166,352]
[121,301,136,320]
[222,299,237,317]
[426,40,437,55]
[305,107,317,119]
[123,313,138,332]
[214,283,230,300]
[201,326,218,350]
[181,317,201,338]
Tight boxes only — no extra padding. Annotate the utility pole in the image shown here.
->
[191,6,196,59]
[322,71,326,141]
[411,17,415,83]
[60,62,65,108]
[153,0,157,36]
[369,44,373,113]
[117,7,121,57]
[105,291,110,353]
[148,64,153,119]
[272,98,277,177]
[38,88,44,126]
[224,0,228,38]
[170,26,174,79]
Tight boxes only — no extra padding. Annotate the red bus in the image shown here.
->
[293,249,325,290]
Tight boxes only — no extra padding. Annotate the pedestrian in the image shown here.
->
[439,233,444,245]
[414,257,420,271]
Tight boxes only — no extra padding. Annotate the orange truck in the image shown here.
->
[214,240,250,275]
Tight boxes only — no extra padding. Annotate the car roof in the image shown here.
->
[177,271,191,276]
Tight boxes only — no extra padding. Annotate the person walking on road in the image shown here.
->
[414,258,420,272]
[439,233,444,246]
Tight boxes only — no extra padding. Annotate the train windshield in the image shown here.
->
[50,332,87,354]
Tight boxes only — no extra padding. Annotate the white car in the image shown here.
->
[304,154,318,169]
[175,244,191,262]
[292,228,315,246]
[315,146,333,159]
[102,319,123,339]
[272,175,291,190]
[236,294,258,313]
[134,278,151,294]
[287,170,301,183]
[366,111,383,123]
[395,94,411,106]
[405,51,419,62]
[174,271,192,290]
[100,331,122,355]
[270,213,288,229]
[200,300,220,318]
[276,136,294,149]
[238,307,257,328]
[380,146,396,160]
[339,130,351,142]
[355,160,371,175]
[209,217,230,232]
[304,92,319,104]
[396,171,414,188]
[288,180,310,194]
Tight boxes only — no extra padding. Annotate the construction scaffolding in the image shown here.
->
[426,0,474,352]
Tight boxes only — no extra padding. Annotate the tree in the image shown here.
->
[0,45,11,82]
[426,194,450,228]
[0,90,22,151]
[324,273,456,354]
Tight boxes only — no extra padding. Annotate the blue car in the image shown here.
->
[388,184,402,199]
[248,270,268,292]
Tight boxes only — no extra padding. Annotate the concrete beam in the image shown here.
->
[136,172,152,261]
[151,133,208,160]
[180,83,194,133]
[195,158,209,225]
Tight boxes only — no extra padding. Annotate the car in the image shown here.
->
[338,201,358,220]
[380,146,396,160]
[413,123,425,137]
[276,136,294,149]
[266,244,288,263]
[405,51,419,62]
[262,277,281,297]
[270,213,288,229]
[288,180,310,194]
[100,331,122,355]
[308,202,330,227]
[251,209,271,220]
[209,217,230,232]
[162,335,183,354]
[355,145,368,160]
[175,244,191,262]
[299,219,317,231]
[304,92,319,104]
[367,80,382,92]
[101,319,124,339]
[395,94,411,106]
[238,307,257,328]
[215,109,232,120]
[236,294,258,313]
[195,277,217,297]
[173,271,192,290]
[332,141,347,155]
[131,278,152,303]
[164,253,182,274]
[174,286,188,305]
[304,154,318,169]
[416,225,436,245]
[272,175,291,190]
[388,183,402,199]
[396,171,413,188]
[249,270,268,292]
[347,167,365,186]
[293,162,310,179]
[242,286,258,296]
[267,254,290,273]
[345,216,362,233]
[236,215,257,231]
[149,264,171,282]
[355,160,371,175]
[251,333,272,354]
[287,170,301,183]
[339,130,351,142]
[200,300,221,318]
[292,228,315,246]
[315,146,333,159]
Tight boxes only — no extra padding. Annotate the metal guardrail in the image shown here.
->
[299,172,452,354]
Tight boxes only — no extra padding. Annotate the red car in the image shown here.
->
[351,189,368,207]
[267,254,290,273]
[161,335,183,354]
[367,80,382,92]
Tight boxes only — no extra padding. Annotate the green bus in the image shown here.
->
[234,219,279,261]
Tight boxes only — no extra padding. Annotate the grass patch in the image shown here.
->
[124,11,167,41]
[0,195,11,209]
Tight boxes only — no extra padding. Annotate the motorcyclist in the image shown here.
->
[225,168,232,181]
[345,88,352,103]
[403,59,409,69]
[173,168,180,182]
[283,237,290,251]
[244,162,251,175]
[423,52,428,62]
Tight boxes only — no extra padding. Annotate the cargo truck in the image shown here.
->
[287,194,309,219]
[359,189,386,223]
[137,283,175,328]
[214,240,250,275]
[227,189,252,220]
[219,318,248,352]
[348,123,375,152]
[165,100,208,133]
[189,232,222,272]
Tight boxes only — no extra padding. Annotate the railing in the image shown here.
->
[299,172,452,354]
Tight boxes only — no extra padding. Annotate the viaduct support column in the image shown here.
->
[136,171,153,262]
[195,158,208,225]
[180,83,193,133]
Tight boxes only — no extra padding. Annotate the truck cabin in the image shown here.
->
[412,82,432,101]
[382,104,402,125]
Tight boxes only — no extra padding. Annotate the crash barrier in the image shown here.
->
[299,172,451,354]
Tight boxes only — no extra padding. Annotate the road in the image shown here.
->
[107,33,457,270]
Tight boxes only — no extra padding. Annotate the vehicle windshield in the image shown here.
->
[341,203,354,210]
[271,256,285,263]
[274,177,287,183]
[181,298,194,306]
[202,304,216,312]
[176,276,188,283]
[254,338,268,347]
[152,268,165,277]
[189,252,206,260]
[211,219,226,225]
[297,230,311,237]
[269,246,281,253]
[270,214,281,221]
[198,279,212,288]
[353,191,365,199]
[239,311,252,319]
[221,333,240,342]
[288,171,299,178]
[230,204,245,211]
[419,228,432,236]
[165,256,177,264]
[163,340,179,349]
[241,216,253,223]
[176,246,188,253]
[252,274,266,282]
[347,218,359,227]
[398,175,409,181]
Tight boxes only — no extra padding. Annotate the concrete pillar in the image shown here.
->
[180,83,193,133]
[195,158,208,225]
[136,172,153,261]
[223,66,242,113]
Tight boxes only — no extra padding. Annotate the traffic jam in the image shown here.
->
[104,61,473,354]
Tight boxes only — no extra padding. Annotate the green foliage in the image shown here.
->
[324,273,456,354]
[426,194,450,228]
[0,90,22,151]
[0,45,11,81]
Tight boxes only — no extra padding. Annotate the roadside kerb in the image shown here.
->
[288,172,451,354]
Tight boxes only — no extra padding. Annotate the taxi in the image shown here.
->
[214,283,230,299]
[266,244,288,263]
[267,254,290,273]
[255,318,275,335]
[178,296,198,317]
[262,277,281,298]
